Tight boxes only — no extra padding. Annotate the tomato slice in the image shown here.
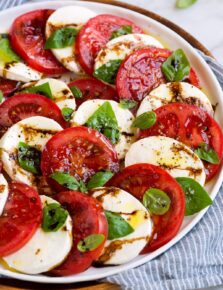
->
[187,68,200,88]
[116,47,171,102]
[69,78,118,107]
[107,163,185,252]
[9,10,66,74]
[76,14,143,75]
[0,93,67,136]
[51,190,107,276]
[0,77,19,97]
[0,182,42,257]
[41,126,119,191]
[139,103,223,181]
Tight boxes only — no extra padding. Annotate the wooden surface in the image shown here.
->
[0,0,213,289]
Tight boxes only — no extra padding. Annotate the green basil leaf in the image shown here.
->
[176,0,198,9]
[132,111,156,129]
[50,171,87,192]
[105,210,134,240]
[93,59,122,84]
[45,27,79,49]
[87,171,114,190]
[18,142,41,174]
[143,188,171,215]
[194,142,220,165]
[42,203,68,232]
[110,25,133,40]
[176,177,212,216]
[70,86,83,99]
[77,234,105,252]
[23,82,53,99]
[61,107,74,122]
[85,101,120,144]
[162,49,190,81]
[0,90,3,103]
[119,99,138,110]
[0,37,20,64]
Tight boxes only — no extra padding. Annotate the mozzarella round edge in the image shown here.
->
[0,174,8,216]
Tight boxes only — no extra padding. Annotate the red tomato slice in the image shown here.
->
[0,77,19,97]
[51,190,108,276]
[76,14,143,75]
[69,78,118,107]
[0,182,42,257]
[116,47,171,102]
[186,68,200,88]
[9,10,66,74]
[107,163,185,252]
[0,93,67,137]
[139,103,223,181]
[41,126,119,191]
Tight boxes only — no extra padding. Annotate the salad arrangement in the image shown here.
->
[0,5,222,277]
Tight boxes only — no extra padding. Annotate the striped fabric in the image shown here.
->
[1,1,223,289]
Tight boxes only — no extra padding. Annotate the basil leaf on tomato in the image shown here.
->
[42,203,68,232]
[176,177,212,216]
[70,85,83,99]
[77,234,105,252]
[162,49,190,81]
[195,142,220,165]
[93,59,122,84]
[87,171,114,190]
[45,27,79,49]
[110,25,133,40]
[61,107,74,122]
[0,37,20,64]
[23,82,53,99]
[105,210,134,240]
[176,0,198,9]
[18,142,41,174]
[143,188,171,215]
[0,90,3,103]
[132,111,156,129]
[119,99,138,110]
[85,101,120,144]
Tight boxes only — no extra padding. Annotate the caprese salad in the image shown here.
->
[0,5,222,277]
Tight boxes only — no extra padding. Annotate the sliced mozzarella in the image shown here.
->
[137,82,214,116]
[45,6,96,74]
[72,100,136,159]
[94,34,163,70]
[125,136,206,185]
[3,195,72,274]
[0,174,8,216]
[35,78,76,111]
[91,187,153,265]
[0,116,62,187]
[0,61,42,82]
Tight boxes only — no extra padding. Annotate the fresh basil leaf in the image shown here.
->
[45,27,79,49]
[105,210,134,240]
[176,177,212,216]
[50,171,87,192]
[70,86,83,98]
[110,25,133,40]
[194,142,220,165]
[143,188,171,215]
[77,234,105,252]
[162,49,190,81]
[132,111,156,129]
[61,107,74,122]
[176,0,198,9]
[0,90,3,103]
[42,203,68,232]
[18,142,41,174]
[87,171,114,190]
[0,37,20,64]
[119,99,137,110]
[85,101,120,144]
[93,59,122,84]
[23,82,53,99]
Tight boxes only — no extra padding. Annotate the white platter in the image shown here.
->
[0,0,222,284]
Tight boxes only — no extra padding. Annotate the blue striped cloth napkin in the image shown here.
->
[1,1,223,289]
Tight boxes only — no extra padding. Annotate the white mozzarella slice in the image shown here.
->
[35,78,76,111]
[91,187,153,265]
[0,62,42,82]
[137,82,214,116]
[45,6,96,74]
[0,116,62,187]
[72,99,136,159]
[94,33,163,70]
[125,136,206,185]
[0,174,8,216]
[3,195,72,274]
